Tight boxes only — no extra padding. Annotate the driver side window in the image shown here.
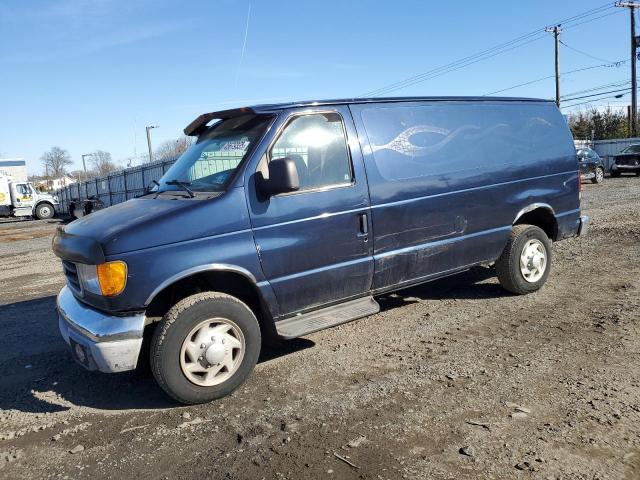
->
[270,112,353,191]
[16,184,31,196]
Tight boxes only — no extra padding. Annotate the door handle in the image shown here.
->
[358,212,368,240]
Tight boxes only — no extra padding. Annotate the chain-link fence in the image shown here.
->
[56,158,178,216]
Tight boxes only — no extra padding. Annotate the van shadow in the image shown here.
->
[376,265,504,311]
[1,267,498,413]
[0,296,313,413]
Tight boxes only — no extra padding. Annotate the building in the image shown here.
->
[33,175,77,191]
[0,158,28,182]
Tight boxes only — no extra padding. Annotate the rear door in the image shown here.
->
[247,106,373,315]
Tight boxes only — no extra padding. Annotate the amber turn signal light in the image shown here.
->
[96,261,127,296]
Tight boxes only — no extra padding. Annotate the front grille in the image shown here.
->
[62,261,82,294]
[617,155,640,166]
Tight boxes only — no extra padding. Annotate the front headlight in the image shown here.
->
[77,261,127,296]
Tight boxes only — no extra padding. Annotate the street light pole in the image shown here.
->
[146,125,159,163]
[81,153,94,181]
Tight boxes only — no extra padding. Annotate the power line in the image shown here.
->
[561,91,631,109]
[562,87,631,102]
[562,8,624,30]
[559,39,616,63]
[357,2,618,98]
[361,34,550,98]
[483,61,627,96]
[561,78,630,98]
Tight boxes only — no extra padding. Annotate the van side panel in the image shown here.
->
[350,101,578,290]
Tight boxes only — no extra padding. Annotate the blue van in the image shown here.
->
[53,97,589,404]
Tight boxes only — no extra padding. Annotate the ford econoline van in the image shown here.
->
[53,97,589,404]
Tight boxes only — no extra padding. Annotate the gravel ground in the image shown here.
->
[0,177,639,479]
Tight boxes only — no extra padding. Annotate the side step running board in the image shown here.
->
[275,296,380,339]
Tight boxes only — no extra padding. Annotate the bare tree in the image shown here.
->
[90,150,118,176]
[155,136,194,162]
[41,146,73,178]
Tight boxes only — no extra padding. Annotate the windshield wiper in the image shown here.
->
[164,179,195,198]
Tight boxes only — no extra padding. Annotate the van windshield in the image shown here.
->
[155,114,272,194]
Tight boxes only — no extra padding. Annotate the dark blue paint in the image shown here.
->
[350,101,578,290]
[244,105,373,314]
[52,97,581,324]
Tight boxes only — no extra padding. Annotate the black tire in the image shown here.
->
[34,203,54,220]
[495,224,552,295]
[611,169,621,178]
[150,292,261,405]
[592,167,604,184]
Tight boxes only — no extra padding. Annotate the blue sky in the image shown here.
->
[0,0,632,174]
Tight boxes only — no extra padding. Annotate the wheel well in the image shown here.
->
[35,201,53,209]
[514,207,557,240]
[145,270,276,337]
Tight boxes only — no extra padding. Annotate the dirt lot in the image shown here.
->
[0,177,639,480]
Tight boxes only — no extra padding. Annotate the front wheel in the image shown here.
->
[495,225,552,295]
[611,168,621,178]
[150,292,261,404]
[34,203,54,220]
[592,167,604,184]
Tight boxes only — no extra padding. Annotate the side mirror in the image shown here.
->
[259,157,300,196]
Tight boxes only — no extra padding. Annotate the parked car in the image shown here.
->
[577,147,605,184]
[611,144,640,177]
[53,96,589,404]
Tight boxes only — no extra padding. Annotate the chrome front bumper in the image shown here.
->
[577,215,590,237]
[57,286,145,373]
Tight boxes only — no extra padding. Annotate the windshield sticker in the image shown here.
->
[221,140,250,152]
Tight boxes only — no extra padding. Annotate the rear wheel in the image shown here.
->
[150,292,261,404]
[496,225,551,295]
[592,167,604,184]
[34,203,54,220]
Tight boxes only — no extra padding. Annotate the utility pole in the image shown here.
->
[146,125,159,163]
[616,2,640,136]
[545,25,562,107]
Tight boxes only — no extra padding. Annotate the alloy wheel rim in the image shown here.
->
[179,317,245,386]
[519,239,547,283]
[596,169,604,182]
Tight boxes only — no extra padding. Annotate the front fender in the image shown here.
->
[144,263,258,305]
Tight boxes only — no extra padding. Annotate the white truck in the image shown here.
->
[0,175,59,220]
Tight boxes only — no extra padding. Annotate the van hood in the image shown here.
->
[57,189,250,258]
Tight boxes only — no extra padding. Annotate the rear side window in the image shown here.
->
[270,113,353,191]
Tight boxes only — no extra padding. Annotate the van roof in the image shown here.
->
[184,96,553,136]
